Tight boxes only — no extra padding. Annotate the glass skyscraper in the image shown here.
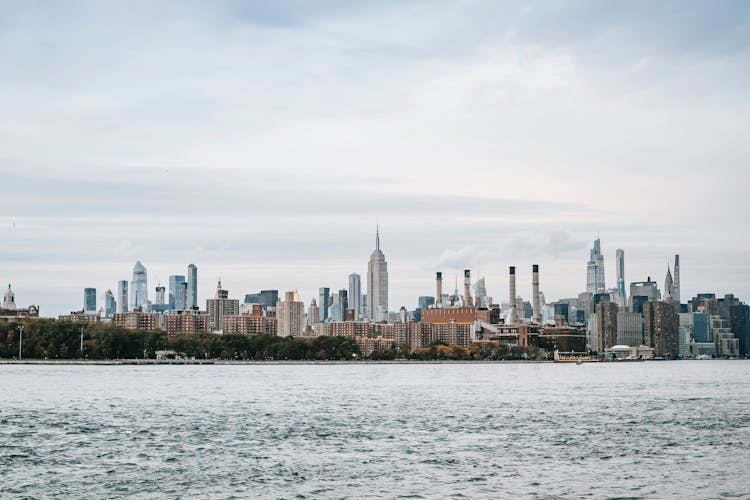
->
[83,287,96,314]
[131,261,148,309]
[348,273,362,320]
[586,238,606,295]
[117,280,129,313]
[187,264,198,309]
[169,275,186,310]
[104,289,116,317]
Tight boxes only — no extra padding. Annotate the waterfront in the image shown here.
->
[2,362,749,498]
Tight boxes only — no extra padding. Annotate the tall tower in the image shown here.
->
[187,264,198,309]
[348,273,362,320]
[318,287,330,322]
[83,288,97,314]
[586,238,606,294]
[673,255,680,304]
[277,290,305,337]
[664,265,674,301]
[104,289,116,317]
[616,249,626,306]
[116,280,129,313]
[367,226,389,322]
[169,275,186,310]
[131,261,148,309]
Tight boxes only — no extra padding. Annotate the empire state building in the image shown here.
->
[367,227,388,322]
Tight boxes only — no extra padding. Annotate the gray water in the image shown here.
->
[1,362,749,499]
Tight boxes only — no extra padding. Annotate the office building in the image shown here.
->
[206,280,240,332]
[586,237,606,295]
[730,304,750,356]
[616,249,626,307]
[103,289,116,318]
[277,290,305,337]
[319,287,330,322]
[169,275,186,310]
[348,273,362,320]
[367,227,389,322]
[593,301,618,353]
[307,299,320,326]
[154,286,165,305]
[83,288,96,314]
[259,290,278,310]
[116,280,129,314]
[131,261,148,309]
[616,311,643,347]
[187,264,198,309]
[644,301,680,358]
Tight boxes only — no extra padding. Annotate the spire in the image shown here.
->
[376,224,380,251]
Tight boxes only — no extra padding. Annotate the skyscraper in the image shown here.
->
[664,266,674,302]
[318,287,330,322]
[104,289,116,317]
[187,264,198,309]
[586,238,606,295]
[644,301,680,358]
[206,279,239,332]
[155,285,166,305]
[169,275,186,310]
[116,280,129,314]
[83,288,96,314]
[673,255,680,304]
[131,261,148,309]
[367,227,388,322]
[338,289,348,319]
[616,249,626,306]
[307,298,320,326]
[277,290,305,337]
[348,273,362,320]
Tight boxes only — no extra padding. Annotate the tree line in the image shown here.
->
[0,320,359,360]
[0,320,538,361]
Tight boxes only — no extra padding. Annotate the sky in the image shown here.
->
[1,0,749,316]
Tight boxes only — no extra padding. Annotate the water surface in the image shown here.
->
[1,361,749,498]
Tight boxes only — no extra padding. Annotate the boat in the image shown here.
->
[554,350,600,363]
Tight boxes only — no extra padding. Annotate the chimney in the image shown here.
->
[464,269,473,307]
[436,272,443,308]
[532,264,540,323]
[509,266,518,324]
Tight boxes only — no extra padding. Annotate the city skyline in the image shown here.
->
[0,232,740,319]
[2,1,749,315]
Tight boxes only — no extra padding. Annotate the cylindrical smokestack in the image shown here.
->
[436,272,443,308]
[532,264,540,323]
[464,269,472,308]
[509,266,517,324]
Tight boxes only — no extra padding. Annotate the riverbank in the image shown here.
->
[0,358,552,365]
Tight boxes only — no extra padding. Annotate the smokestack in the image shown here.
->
[532,264,540,323]
[436,272,443,308]
[464,269,473,307]
[673,255,680,304]
[509,266,518,324]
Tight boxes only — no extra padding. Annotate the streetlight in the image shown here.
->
[17,325,23,360]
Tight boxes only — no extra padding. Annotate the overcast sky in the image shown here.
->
[2,0,749,316]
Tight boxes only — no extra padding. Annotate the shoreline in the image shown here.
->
[0,358,742,365]
[0,359,551,365]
